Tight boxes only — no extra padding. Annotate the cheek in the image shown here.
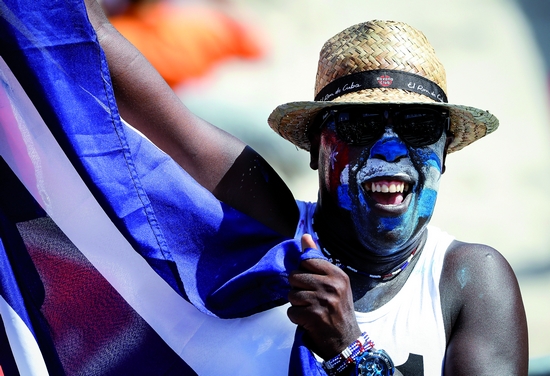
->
[319,132,350,194]
[410,138,446,179]
[411,142,445,217]
[417,151,443,179]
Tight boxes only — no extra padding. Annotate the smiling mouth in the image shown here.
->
[363,180,411,206]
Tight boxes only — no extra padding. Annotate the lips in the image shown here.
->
[363,178,413,214]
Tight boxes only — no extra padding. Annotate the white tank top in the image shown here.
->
[295,201,454,375]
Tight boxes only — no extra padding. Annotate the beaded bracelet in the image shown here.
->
[322,332,375,375]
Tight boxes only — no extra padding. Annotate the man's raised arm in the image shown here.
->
[83,0,299,236]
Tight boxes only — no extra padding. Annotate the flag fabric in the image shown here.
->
[0,0,326,374]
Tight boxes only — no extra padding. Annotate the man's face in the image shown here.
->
[315,105,449,255]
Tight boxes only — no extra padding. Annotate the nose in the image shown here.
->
[369,128,408,162]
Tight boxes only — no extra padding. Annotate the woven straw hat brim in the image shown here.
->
[268,90,499,154]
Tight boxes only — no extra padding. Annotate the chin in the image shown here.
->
[353,205,431,255]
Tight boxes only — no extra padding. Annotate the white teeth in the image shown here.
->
[368,182,408,193]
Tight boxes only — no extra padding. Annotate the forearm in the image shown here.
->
[82,0,298,235]
[84,0,190,148]
[83,0,247,191]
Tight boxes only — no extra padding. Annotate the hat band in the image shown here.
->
[314,69,448,103]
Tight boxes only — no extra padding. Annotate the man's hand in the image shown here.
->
[287,234,362,360]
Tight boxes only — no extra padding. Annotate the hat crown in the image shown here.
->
[314,20,447,98]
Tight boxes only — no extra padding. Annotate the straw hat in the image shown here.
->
[267,20,498,153]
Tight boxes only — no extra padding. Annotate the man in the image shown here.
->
[82,1,529,374]
[89,3,528,375]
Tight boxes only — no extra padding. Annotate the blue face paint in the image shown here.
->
[316,113,448,256]
[369,138,408,162]
[379,216,402,230]
[417,189,438,218]
[426,155,442,171]
[337,184,352,210]
[413,149,443,218]
[340,128,447,255]
[358,189,367,207]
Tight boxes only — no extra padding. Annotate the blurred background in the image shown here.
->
[103,0,550,373]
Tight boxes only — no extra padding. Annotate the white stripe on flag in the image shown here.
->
[0,295,49,376]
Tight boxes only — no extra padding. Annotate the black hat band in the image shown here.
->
[314,69,448,103]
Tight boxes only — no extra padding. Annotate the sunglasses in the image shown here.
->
[316,105,450,148]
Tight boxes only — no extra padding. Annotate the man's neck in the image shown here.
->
[313,202,425,279]
[348,242,424,312]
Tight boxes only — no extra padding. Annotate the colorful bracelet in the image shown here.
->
[322,332,375,375]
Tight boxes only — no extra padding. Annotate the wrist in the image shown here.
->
[322,332,374,375]
[355,349,395,376]
[321,332,395,376]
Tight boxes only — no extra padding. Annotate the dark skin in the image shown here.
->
[85,0,528,373]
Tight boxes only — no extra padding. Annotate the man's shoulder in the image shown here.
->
[439,239,517,327]
[441,239,513,288]
[443,240,506,273]
[438,239,527,372]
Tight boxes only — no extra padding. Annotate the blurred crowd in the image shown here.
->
[99,0,265,88]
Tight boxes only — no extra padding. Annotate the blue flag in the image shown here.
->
[0,0,328,374]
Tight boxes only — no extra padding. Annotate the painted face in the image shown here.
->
[317,106,448,256]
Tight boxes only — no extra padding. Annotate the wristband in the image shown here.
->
[322,332,374,375]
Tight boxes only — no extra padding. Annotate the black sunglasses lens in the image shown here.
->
[396,109,447,147]
[325,107,448,147]
[335,111,385,145]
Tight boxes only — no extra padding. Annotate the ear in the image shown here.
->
[309,131,321,171]
[441,131,454,174]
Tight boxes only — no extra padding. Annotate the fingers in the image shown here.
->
[287,284,362,359]
[287,302,315,326]
[288,234,362,359]
[287,263,353,320]
[287,288,315,308]
[298,234,339,275]
[298,257,344,277]
[287,289,338,328]
[288,268,319,290]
